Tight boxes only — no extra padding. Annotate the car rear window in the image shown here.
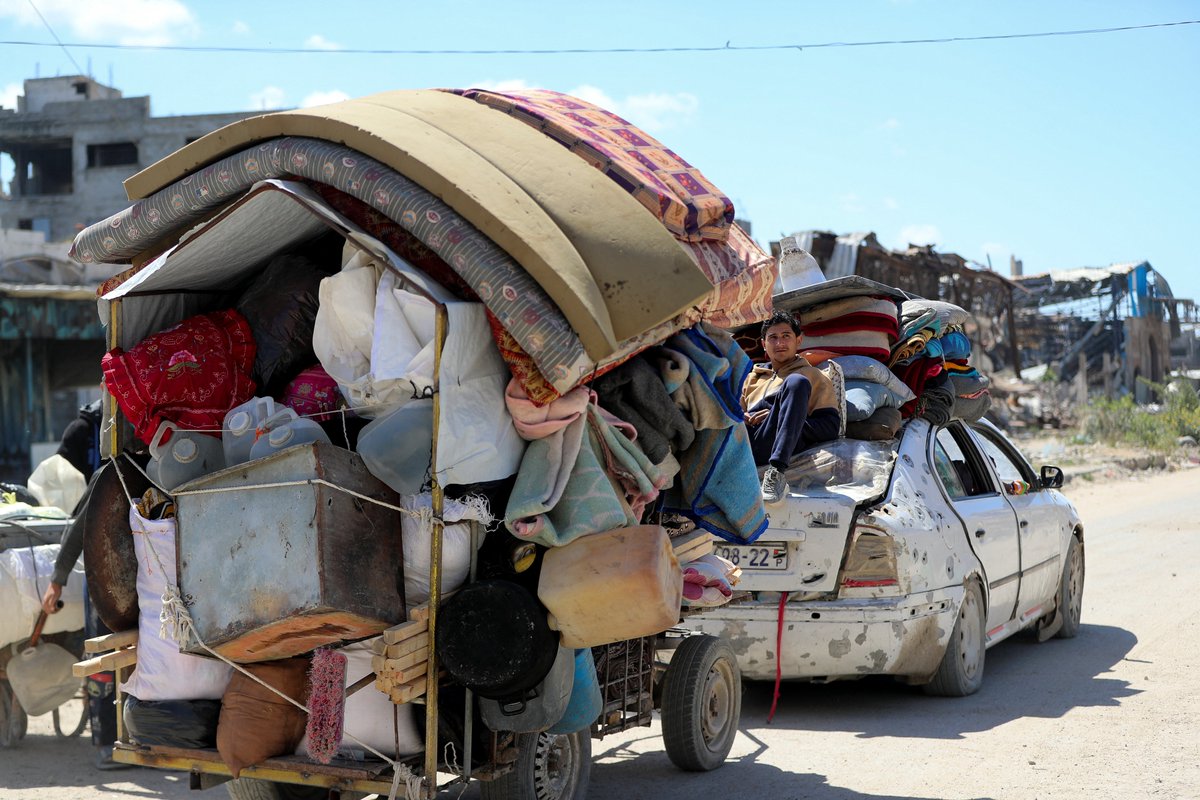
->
[783,437,899,504]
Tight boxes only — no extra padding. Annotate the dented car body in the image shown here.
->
[683,418,1084,694]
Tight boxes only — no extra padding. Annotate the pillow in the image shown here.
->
[216,657,311,778]
[832,356,916,403]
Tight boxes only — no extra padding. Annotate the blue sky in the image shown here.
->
[2,0,1198,304]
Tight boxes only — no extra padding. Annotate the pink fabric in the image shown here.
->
[279,365,341,422]
[505,378,590,441]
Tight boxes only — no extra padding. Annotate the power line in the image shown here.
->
[23,0,84,73]
[0,19,1197,57]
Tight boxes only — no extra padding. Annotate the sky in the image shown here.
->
[1,0,1198,304]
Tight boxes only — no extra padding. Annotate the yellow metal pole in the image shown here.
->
[422,306,447,800]
[105,298,121,460]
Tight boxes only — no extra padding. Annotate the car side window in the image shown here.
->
[933,427,992,498]
[973,431,1035,486]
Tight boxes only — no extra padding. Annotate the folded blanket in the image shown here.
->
[900,299,969,331]
[505,378,590,440]
[940,331,972,361]
[952,391,991,423]
[505,412,586,533]
[801,330,892,362]
[505,412,635,547]
[592,356,695,463]
[888,329,935,367]
[802,312,899,340]
[664,323,750,425]
[949,372,991,398]
[648,346,690,394]
[898,308,938,341]
[833,356,916,402]
[663,423,767,543]
[845,406,903,441]
[801,296,899,326]
[587,405,679,520]
[917,371,956,426]
[798,349,842,366]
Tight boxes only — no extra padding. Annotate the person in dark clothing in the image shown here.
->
[741,312,841,504]
[40,406,135,771]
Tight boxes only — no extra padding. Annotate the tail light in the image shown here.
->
[840,524,899,593]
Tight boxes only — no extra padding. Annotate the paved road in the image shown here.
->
[3,467,1197,799]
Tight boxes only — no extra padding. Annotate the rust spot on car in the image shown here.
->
[828,632,852,658]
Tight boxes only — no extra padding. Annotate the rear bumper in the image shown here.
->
[681,586,963,682]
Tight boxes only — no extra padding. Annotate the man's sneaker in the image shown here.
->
[761,466,789,505]
[95,745,134,771]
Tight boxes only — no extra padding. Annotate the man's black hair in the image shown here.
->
[760,310,802,338]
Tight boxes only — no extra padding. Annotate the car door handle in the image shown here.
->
[974,529,986,538]
[1019,519,1028,528]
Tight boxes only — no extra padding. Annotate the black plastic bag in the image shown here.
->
[236,252,333,396]
[124,695,222,748]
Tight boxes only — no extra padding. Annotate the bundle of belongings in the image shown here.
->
[69,87,770,766]
[888,299,991,424]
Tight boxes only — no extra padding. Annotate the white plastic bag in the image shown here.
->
[120,506,231,701]
[27,454,86,514]
[0,544,84,648]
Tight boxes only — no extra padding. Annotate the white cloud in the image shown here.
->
[465,79,699,134]
[301,90,349,108]
[881,117,901,130]
[0,0,198,46]
[232,20,250,35]
[1,82,20,111]
[899,224,941,246]
[249,86,286,110]
[305,34,341,51]
[883,197,899,211]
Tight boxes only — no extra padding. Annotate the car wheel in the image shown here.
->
[924,580,985,697]
[479,730,591,800]
[1055,535,1084,639]
[661,635,741,772]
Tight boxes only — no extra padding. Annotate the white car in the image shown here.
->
[682,418,1085,696]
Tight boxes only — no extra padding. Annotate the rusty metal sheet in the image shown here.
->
[83,455,152,633]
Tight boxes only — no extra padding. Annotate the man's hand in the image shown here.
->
[745,409,769,427]
[41,582,64,615]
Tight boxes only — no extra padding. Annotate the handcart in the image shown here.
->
[68,85,770,799]
[0,515,90,748]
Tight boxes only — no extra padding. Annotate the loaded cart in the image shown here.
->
[70,87,775,799]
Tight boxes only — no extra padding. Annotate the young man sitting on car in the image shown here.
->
[742,310,841,504]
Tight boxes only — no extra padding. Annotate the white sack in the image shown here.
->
[27,455,87,515]
[0,544,85,648]
[401,494,492,607]
[120,506,231,701]
[295,639,422,760]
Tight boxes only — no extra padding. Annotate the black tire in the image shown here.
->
[924,580,986,697]
[1055,535,1085,639]
[660,634,741,772]
[479,730,591,800]
[0,680,28,748]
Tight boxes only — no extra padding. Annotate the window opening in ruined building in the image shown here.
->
[0,151,13,197]
[17,219,33,230]
[74,81,88,96]
[87,142,138,168]
[16,141,73,195]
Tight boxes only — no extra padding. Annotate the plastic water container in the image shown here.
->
[248,410,331,461]
[355,399,434,496]
[147,421,226,491]
[547,648,603,735]
[222,397,277,466]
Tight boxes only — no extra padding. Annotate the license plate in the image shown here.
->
[713,541,789,571]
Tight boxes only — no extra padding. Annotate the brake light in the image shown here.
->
[841,525,899,590]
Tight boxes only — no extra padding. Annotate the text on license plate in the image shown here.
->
[713,541,789,570]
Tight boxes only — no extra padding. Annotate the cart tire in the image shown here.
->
[660,634,740,772]
[479,730,591,800]
[0,680,28,748]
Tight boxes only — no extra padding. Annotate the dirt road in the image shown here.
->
[2,467,1197,799]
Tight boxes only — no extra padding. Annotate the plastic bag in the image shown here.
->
[26,454,86,514]
[236,253,331,395]
[125,696,222,748]
[0,544,85,648]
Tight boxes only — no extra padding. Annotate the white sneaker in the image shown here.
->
[761,466,789,505]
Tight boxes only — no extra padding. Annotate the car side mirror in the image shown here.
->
[1040,465,1064,490]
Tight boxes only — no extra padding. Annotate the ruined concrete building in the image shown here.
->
[0,76,261,482]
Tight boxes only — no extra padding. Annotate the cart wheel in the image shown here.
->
[660,634,740,772]
[0,679,28,748]
[479,730,591,800]
[52,692,89,739]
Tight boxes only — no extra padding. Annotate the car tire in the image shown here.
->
[661,635,741,772]
[1055,535,1084,639]
[479,730,591,800]
[924,580,985,697]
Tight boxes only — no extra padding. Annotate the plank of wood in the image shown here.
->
[388,677,427,704]
[73,646,138,677]
[377,661,428,684]
[372,649,426,674]
[84,630,138,653]
[382,633,429,658]
[380,619,427,646]
[407,603,431,623]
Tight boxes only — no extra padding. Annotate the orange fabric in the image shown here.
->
[216,657,311,778]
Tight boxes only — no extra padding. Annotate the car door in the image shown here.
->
[931,424,1020,633]
[969,425,1063,620]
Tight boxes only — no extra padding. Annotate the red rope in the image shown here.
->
[767,591,789,723]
